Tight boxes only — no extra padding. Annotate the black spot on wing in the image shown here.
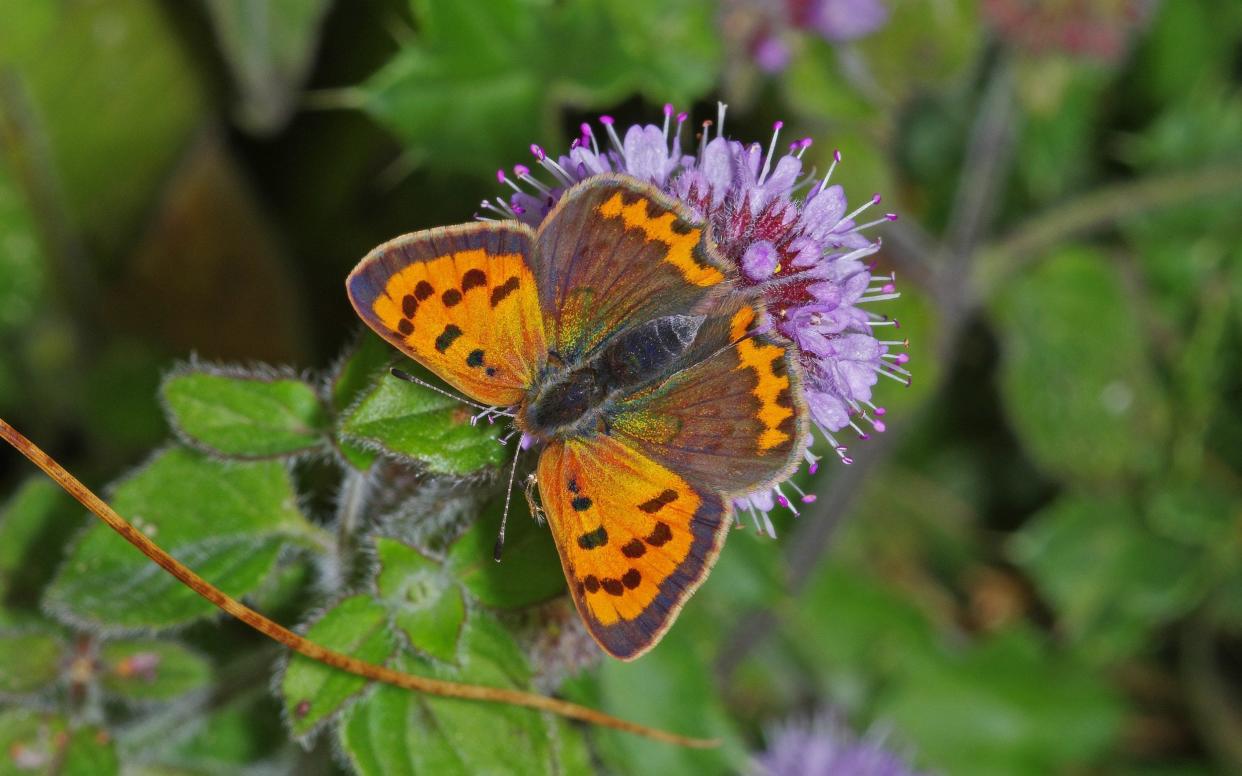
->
[622,569,641,589]
[646,521,672,547]
[490,276,520,307]
[466,349,485,367]
[621,539,646,558]
[577,526,608,550]
[442,288,462,307]
[434,324,463,353]
[638,489,679,513]
[401,294,418,318]
[414,280,434,300]
[397,319,413,336]
[571,496,593,511]
[461,268,487,292]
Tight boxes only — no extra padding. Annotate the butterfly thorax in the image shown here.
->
[517,314,705,441]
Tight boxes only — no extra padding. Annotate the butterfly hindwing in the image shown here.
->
[537,435,728,660]
[534,175,735,363]
[609,302,809,496]
[346,222,547,407]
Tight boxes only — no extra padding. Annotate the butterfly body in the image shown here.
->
[348,174,808,659]
[520,313,706,441]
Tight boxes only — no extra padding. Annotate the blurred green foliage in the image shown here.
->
[2,0,1241,774]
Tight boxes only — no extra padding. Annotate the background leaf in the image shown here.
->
[97,638,212,704]
[0,629,64,697]
[203,0,333,134]
[1010,494,1210,662]
[992,247,1169,481]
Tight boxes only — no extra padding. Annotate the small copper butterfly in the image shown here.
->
[347,174,808,659]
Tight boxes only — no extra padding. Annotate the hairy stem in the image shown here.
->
[0,418,717,749]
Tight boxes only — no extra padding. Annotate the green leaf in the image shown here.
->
[881,628,1122,776]
[1010,494,1210,662]
[280,595,398,738]
[0,630,64,697]
[358,0,719,175]
[203,0,333,134]
[341,369,505,475]
[360,0,548,174]
[117,688,286,772]
[338,612,571,775]
[792,564,939,685]
[162,369,328,458]
[374,537,465,662]
[0,478,79,604]
[331,333,399,471]
[331,332,396,414]
[446,493,566,608]
[45,448,314,631]
[1147,481,1237,548]
[992,247,1169,481]
[98,639,212,703]
[0,710,118,776]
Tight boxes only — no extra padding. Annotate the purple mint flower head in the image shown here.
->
[754,713,929,776]
[480,104,909,537]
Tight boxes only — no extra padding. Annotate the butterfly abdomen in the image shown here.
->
[596,315,705,390]
[521,315,705,440]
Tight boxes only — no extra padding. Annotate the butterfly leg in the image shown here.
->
[524,473,547,525]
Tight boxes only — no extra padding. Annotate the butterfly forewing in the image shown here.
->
[537,435,728,660]
[533,175,735,363]
[346,222,547,407]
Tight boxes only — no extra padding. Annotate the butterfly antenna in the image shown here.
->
[389,368,498,412]
[494,443,523,562]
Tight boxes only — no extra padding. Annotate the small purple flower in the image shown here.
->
[794,0,891,42]
[724,0,890,74]
[754,713,928,776]
[481,104,908,536]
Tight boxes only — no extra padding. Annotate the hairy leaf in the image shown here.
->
[280,595,397,738]
[338,613,575,775]
[45,448,314,631]
[374,537,465,662]
[162,369,328,458]
[340,370,505,475]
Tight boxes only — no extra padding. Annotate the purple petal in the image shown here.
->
[624,124,670,184]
